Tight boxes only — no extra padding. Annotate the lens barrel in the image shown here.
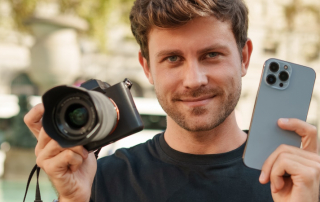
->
[42,85,119,147]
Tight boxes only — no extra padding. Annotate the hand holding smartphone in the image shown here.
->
[243,58,316,170]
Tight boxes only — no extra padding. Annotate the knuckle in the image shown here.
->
[309,125,318,136]
[275,153,292,169]
[278,152,289,161]
[64,149,75,160]
[73,146,84,155]
[23,113,31,125]
[278,144,289,151]
[278,158,290,169]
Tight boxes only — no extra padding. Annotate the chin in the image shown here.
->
[178,117,223,132]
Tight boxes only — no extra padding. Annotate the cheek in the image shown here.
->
[152,65,181,90]
[210,65,241,91]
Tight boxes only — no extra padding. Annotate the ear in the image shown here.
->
[240,38,253,77]
[139,51,154,85]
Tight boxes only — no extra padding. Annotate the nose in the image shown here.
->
[182,61,208,89]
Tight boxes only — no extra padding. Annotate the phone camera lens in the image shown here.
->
[269,62,279,72]
[279,71,289,81]
[266,74,276,85]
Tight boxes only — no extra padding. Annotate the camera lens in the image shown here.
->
[54,94,97,140]
[279,71,289,81]
[269,62,279,72]
[266,74,276,85]
[65,104,88,129]
[42,83,122,148]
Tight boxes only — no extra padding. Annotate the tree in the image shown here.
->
[7,0,135,50]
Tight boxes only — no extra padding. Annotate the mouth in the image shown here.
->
[179,95,215,107]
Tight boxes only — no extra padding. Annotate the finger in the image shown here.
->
[36,140,64,168]
[24,103,44,137]
[35,128,52,156]
[37,139,88,167]
[278,118,318,153]
[269,153,318,193]
[259,144,320,184]
[43,150,84,175]
[270,153,320,193]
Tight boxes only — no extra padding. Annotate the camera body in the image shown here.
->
[42,79,144,151]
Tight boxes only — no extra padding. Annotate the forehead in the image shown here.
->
[147,16,235,55]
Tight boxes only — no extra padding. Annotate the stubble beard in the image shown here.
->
[155,80,242,132]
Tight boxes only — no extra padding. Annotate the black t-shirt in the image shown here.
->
[90,133,273,202]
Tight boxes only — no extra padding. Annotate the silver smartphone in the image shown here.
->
[243,58,316,170]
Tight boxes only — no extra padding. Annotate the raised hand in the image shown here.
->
[24,104,97,202]
[259,118,320,202]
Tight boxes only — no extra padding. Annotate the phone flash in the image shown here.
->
[284,65,288,70]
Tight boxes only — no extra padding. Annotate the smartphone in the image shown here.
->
[243,58,316,170]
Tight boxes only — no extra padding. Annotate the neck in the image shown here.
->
[164,111,247,155]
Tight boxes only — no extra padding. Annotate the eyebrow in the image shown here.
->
[196,44,230,55]
[156,50,183,59]
[155,44,230,59]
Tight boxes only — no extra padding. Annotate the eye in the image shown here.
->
[167,56,180,62]
[206,52,219,58]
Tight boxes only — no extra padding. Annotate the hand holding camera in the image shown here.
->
[24,103,96,202]
[24,79,143,202]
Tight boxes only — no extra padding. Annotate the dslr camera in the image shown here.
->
[42,79,144,151]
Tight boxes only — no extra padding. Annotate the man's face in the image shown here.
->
[140,16,250,132]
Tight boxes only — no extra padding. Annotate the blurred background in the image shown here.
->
[0,0,319,201]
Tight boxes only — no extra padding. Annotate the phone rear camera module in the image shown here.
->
[279,71,289,81]
[266,74,276,85]
[269,62,279,72]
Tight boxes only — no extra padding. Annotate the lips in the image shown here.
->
[178,95,215,107]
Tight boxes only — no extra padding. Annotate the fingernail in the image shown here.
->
[279,118,289,123]
[259,171,265,182]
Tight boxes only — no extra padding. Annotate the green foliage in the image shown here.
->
[7,0,135,49]
[8,0,38,32]
[283,0,320,31]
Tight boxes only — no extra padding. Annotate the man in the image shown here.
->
[24,0,320,201]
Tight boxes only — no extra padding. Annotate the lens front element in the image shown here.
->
[65,104,89,129]
[55,94,97,140]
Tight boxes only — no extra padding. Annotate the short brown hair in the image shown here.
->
[130,0,249,61]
